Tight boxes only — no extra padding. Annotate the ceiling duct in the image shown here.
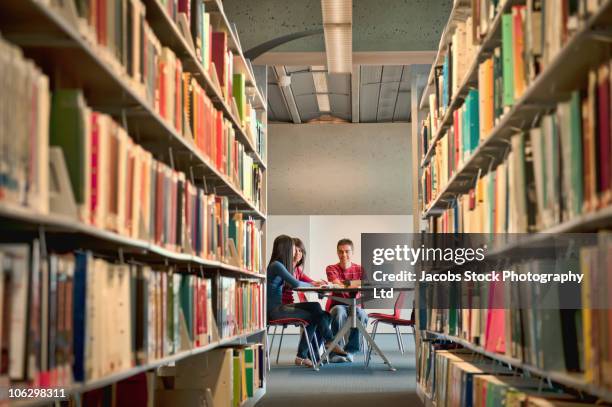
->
[321,0,352,73]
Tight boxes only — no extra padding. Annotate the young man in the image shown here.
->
[325,238,368,363]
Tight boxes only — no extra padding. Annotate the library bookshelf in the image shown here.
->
[422,0,612,218]
[0,0,268,405]
[414,0,612,405]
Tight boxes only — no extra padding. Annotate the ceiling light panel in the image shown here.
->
[316,94,331,112]
[312,70,329,94]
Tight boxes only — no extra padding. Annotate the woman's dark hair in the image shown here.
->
[269,235,294,273]
[293,237,306,269]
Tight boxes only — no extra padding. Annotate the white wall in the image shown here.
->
[268,123,412,215]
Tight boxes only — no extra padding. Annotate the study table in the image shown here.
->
[293,285,411,371]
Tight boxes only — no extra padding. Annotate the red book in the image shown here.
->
[126,150,135,235]
[96,0,106,47]
[90,113,100,225]
[484,280,506,354]
[159,60,167,119]
[216,111,223,171]
[211,32,228,91]
[115,373,149,407]
[178,0,190,20]
[155,166,164,244]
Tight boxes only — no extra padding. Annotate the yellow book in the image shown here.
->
[580,247,593,382]
[478,57,495,140]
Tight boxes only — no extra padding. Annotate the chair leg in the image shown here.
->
[395,325,404,354]
[268,326,278,370]
[302,324,318,371]
[276,325,286,364]
[366,320,379,368]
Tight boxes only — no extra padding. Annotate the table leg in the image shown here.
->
[356,321,396,371]
[315,317,352,369]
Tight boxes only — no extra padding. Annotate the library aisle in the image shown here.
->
[1,0,612,406]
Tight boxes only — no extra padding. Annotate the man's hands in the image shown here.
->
[312,280,328,287]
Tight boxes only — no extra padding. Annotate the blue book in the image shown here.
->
[442,55,449,109]
[72,251,89,381]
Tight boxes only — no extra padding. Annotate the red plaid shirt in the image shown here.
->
[326,263,363,307]
[281,266,313,304]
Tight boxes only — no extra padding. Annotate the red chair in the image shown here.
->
[266,291,320,371]
[366,291,415,367]
[266,317,318,371]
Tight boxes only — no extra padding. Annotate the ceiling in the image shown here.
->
[267,65,413,123]
[223,0,453,53]
[223,0,452,123]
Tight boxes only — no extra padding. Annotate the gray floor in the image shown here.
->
[257,333,421,407]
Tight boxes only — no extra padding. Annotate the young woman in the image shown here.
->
[267,235,345,367]
[281,238,317,304]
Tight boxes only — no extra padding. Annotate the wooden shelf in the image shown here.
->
[11,329,266,407]
[0,203,266,279]
[425,330,612,403]
[422,0,612,218]
[0,0,265,216]
[141,0,267,168]
[240,386,267,407]
[416,383,436,407]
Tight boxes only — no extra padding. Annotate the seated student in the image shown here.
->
[282,238,326,363]
[325,238,368,363]
[282,238,316,304]
[267,235,346,367]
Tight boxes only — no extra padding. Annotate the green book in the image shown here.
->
[569,91,583,216]
[49,89,88,208]
[493,48,504,119]
[501,13,515,107]
[244,347,255,397]
[233,73,246,121]
[179,275,193,342]
[167,272,174,354]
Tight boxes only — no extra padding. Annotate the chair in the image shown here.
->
[365,291,415,367]
[265,292,321,371]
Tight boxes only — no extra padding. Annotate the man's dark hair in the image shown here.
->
[337,238,353,250]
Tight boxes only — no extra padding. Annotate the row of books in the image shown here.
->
[424,57,611,233]
[217,277,263,339]
[423,1,606,163]
[153,0,265,153]
[1,241,264,393]
[70,0,266,159]
[2,83,265,270]
[421,234,612,391]
[231,346,262,407]
[417,346,598,407]
[0,29,265,213]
